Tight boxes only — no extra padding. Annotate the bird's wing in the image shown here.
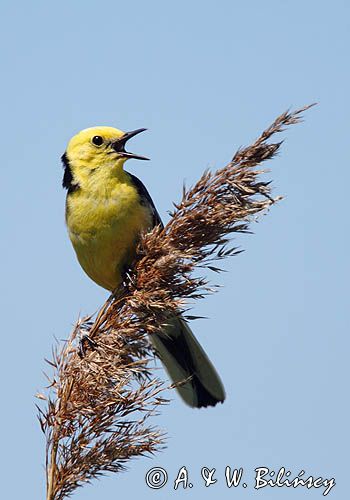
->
[126,171,164,229]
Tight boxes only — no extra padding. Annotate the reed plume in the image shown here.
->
[37,105,314,499]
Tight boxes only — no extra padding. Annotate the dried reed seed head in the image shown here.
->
[40,105,315,500]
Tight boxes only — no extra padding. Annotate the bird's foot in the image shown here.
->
[121,265,136,290]
[78,332,98,358]
[107,284,124,303]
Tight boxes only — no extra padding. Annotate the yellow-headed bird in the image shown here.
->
[62,126,225,408]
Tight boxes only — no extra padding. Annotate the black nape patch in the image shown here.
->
[61,152,79,193]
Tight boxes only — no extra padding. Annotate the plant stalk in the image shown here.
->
[46,434,58,500]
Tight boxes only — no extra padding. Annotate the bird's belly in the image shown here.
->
[67,197,152,291]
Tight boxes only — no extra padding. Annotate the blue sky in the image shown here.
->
[1,1,348,498]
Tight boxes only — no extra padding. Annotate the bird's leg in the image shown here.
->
[107,289,117,303]
[78,331,98,358]
[78,267,137,358]
[107,282,126,303]
[123,271,135,288]
[121,264,136,290]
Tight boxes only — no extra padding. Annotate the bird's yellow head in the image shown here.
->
[62,126,148,192]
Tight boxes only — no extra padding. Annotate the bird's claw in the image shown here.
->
[121,265,136,290]
[78,333,98,358]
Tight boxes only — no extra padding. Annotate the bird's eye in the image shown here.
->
[91,135,104,147]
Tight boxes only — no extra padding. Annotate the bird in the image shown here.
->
[62,126,225,408]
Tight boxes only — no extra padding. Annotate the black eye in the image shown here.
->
[92,135,104,146]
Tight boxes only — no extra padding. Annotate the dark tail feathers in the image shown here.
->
[149,316,225,408]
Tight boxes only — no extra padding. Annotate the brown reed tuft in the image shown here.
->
[37,105,314,499]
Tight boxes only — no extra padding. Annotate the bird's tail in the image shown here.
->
[149,316,225,408]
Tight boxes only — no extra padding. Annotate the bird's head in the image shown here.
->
[61,126,148,192]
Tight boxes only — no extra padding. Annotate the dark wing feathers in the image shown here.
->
[126,171,164,229]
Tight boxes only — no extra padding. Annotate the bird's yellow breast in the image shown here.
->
[66,179,152,291]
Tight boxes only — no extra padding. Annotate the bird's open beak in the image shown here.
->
[111,128,149,160]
